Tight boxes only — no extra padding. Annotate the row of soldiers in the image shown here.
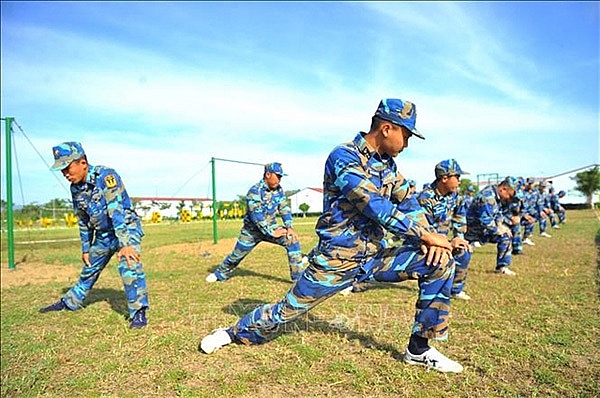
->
[395,163,568,301]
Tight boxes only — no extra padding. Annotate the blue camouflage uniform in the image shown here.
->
[52,143,149,319]
[535,183,551,234]
[553,190,567,224]
[228,120,456,345]
[506,181,526,254]
[212,163,305,281]
[417,160,471,297]
[465,179,516,271]
[521,179,538,240]
[462,186,475,211]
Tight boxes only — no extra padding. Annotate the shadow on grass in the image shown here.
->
[60,287,129,318]
[221,298,404,361]
[205,269,417,292]
[205,267,294,284]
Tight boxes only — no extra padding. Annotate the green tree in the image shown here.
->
[299,203,310,218]
[459,178,476,195]
[573,166,600,209]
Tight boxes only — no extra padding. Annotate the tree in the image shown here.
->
[572,166,600,209]
[299,203,310,218]
[459,178,476,195]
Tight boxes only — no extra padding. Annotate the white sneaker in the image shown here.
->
[523,238,535,246]
[404,347,463,373]
[472,241,482,248]
[552,225,560,229]
[339,285,353,296]
[205,273,218,283]
[200,328,232,354]
[452,291,471,300]
[540,232,552,238]
[495,267,516,276]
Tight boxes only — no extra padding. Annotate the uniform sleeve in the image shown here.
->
[100,169,135,248]
[331,147,430,239]
[416,190,437,228]
[451,195,467,238]
[477,196,500,236]
[246,184,275,236]
[277,191,294,228]
[73,193,93,253]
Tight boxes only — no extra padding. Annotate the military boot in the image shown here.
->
[130,307,148,329]
[39,299,67,313]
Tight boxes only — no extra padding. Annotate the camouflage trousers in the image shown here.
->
[512,221,524,253]
[62,231,149,319]
[472,231,512,270]
[230,245,455,345]
[214,226,305,281]
[451,249,471,295]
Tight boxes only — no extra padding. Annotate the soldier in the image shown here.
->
[417,159,472,300]
[462,185,475,210]
[521,178,539,246]
[535,181,553,238]
[548,187,561,229]
[39,142,149,329]
[555,190,567,224]
[465,177,519,276]
[205,162,306,283]
[200,98,463,373]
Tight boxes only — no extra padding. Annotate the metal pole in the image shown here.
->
[211,157,218,244]
[4,117,15,270]
[209,157,264,245]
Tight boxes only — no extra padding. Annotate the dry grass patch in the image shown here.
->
[2,212,599,397]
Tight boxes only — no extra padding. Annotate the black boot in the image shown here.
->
[130,307,148,329]
[39,299,67,313]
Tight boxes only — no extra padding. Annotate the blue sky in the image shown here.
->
[1,1,598,205]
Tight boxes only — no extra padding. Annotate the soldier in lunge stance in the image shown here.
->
[200,98,463,373]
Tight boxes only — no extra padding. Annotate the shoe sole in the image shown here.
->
[403,356,463,373]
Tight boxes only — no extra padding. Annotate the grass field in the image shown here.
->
[1,210,599,397]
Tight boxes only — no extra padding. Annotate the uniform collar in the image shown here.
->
[353,132,392,164]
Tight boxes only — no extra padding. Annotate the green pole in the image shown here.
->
[5,117,15,270]
[211,157,218,244]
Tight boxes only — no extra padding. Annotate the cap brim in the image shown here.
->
[50,160,68,171]
[410,128,425,140]
[50,155,79,171]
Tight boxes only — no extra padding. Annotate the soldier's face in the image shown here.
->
[440,174,461,195]
[382,124,411,157]
[264,172,282,189]
[61,158,88,184]
[498,185,515,202]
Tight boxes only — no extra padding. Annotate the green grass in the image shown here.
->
[1,211,599,397]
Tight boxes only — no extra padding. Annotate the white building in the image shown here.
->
[288,187,323,216]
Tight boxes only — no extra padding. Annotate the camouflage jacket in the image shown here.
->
[466,184,511,238]
[243,179,293,236]
[417,181,466,239]
[71,165,142,252]
[314,132,431,261]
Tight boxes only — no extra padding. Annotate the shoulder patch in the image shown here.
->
[104,174,118,188]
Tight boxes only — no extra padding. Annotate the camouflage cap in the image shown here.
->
[50,142,86,171]
[501,176,519,191]
[264,162,287,176]
[374,99,425,139]
[434,159,469,179]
